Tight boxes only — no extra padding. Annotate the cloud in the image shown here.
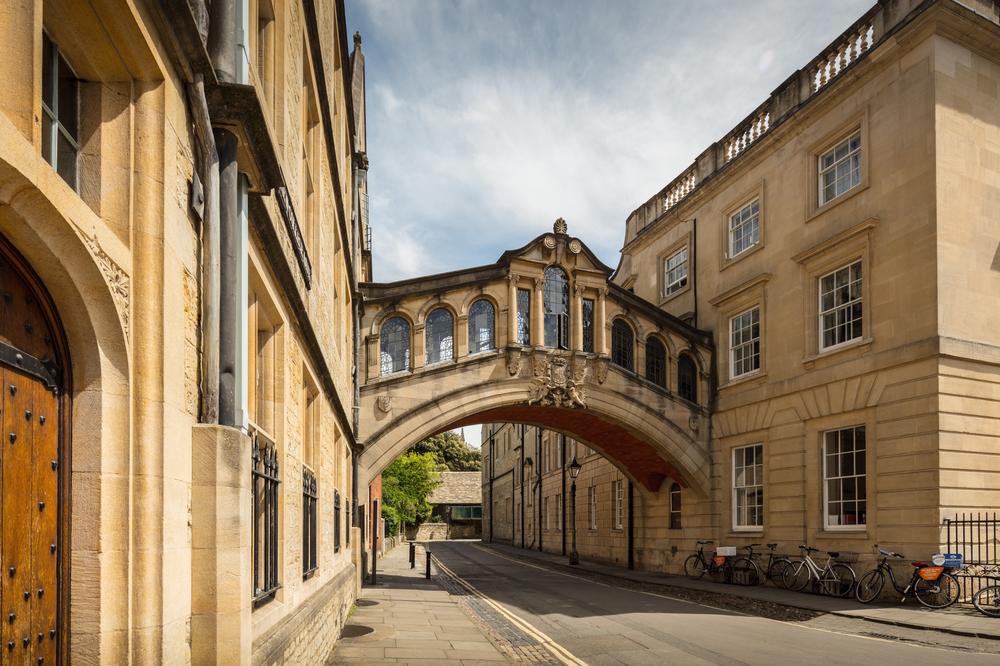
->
[348,0,872,282]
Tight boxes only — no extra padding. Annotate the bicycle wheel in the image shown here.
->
[973,585,1000,618]
[684,554,707,580]
[782,561,811,591]
[730,557,760,586]
[768,558,792,588]
[914,571,960,609]
[820,563,856,597]
[855,569,885,603]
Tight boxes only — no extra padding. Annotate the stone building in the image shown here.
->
[427,471,483,539]
[0,0,366,662]
[482,0,1000,573]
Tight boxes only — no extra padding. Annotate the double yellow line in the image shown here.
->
[431,555,588,666]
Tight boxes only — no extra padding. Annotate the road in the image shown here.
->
[430,541,1000,665]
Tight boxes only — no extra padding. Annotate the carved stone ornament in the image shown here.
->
[376,395,392,413]
[543,234,556,249]
[527,352,586,409]
[568,239,582,254]
[593,356,610,384]
[553,218,568,235]
[688,414,700,432]
[81,229,130,338]
[506,347,523,376]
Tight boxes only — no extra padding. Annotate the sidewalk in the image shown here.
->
[328,545,508,664]
[483,541,1000,641]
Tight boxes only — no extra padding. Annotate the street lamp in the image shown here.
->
[568,456,582,565]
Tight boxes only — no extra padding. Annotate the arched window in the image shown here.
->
[645,337,667,388]
[543,266,569,349]
[468,299,495,354]
[611,319,634,371]
[669,483,682,529]
[380,317,410,375]
[678,353,697,403]
[425,308,454,364]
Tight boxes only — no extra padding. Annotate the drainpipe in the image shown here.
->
[560,434,566,557]
[488,431,494,542]
[520,425,525,550]
[537,428,542,552]
[627,480,635,570]
[691,218,698,329]
[208,0,242,427]
[188,74,220,424]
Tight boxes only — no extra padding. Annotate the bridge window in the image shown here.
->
[380,316,411,375]
[516,288,531,345]
[582,298,595,353]
[425,308,454,364]
[543,266,569,349]
[678,353,697,403]
[645,337,667,388]
[611,319,634,371]
[669,483,682,529]
[468,299,495,354]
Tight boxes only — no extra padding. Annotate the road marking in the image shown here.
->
[468,543,999,657]
[431,554,588,666]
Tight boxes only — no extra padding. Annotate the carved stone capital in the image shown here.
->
[505,346,523,376]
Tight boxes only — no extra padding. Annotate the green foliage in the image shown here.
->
[381,452,441,534]
[410,431,482,471]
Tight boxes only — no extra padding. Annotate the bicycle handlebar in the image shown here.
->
[798,545,819,553]
[875,544,905,559]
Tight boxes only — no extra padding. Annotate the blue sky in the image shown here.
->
[346,0,872,286]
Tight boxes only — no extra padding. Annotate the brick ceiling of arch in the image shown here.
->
[452,405,687,493]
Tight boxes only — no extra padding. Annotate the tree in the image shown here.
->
[381,452,441,534]
[410,431,482,471]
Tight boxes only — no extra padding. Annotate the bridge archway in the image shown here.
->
[358,221,715,502]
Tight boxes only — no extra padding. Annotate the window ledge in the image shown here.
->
[728,529,764,537]
[720,242,764,272]
[803,337,872,369]
[659,282,691,307]
[720,371,767,390]
[816,529,869,539]
[806,182,870,223]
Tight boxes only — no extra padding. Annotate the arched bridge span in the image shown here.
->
[357,221,715,496]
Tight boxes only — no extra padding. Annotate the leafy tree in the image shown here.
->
[381,452,441,534]
[410,431,482,471]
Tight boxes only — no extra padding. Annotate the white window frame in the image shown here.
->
[663,247,688,297]
[732,444,764,530]
[818,130,861,206]
[612,480,624,530]
[823,426,867,530]
[818,260,863,352]
[729,306,761,380]
[588,486,597,530]
[728,198,760,258]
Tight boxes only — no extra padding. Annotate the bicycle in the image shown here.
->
[781,545,856,597]
[973,582,1000,617]
[684,540,732,582]
[855,546,960,608]
[726,543,791,587]
[751,543,794,588]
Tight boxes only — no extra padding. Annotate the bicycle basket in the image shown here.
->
[835,551,860,564]
[918,566,945,581]
[712,555,727,567]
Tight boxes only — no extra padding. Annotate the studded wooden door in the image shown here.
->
[1,368,58,665]
[0,238,66,666]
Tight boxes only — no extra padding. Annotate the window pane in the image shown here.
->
[57,131,77,188]
[468,299,495,354]
[516,288,530,345]
[58,55,79,140]
[582,298,594,353]
[425,308,453,364]
[42,113,53,166]
[543,266,569,349]
[380,317,411,375]
[611,320,633,370]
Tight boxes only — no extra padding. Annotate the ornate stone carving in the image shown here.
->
[593,356,610,384]
[81,229,130,338]
[505,347,522,376]
[553,218,568,235]
[568,239,582,254]
[688,414,700,432]
[376,395,392,413]
[543,234,556,249]
[527,352,586,409]
[507,272,520,285]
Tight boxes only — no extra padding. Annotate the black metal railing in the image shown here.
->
[346,500,351,546]
[303,468,318,578]
[334,490,342,553]
[252,429,281,606]
[943,512,1000,605]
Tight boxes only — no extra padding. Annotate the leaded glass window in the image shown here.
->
[425,308,454,365]
[678,354,697,403]
[645,337,666,388]
[611,319,633,371]
[516,288,530,345]
[543,266,569,349]
[468,299,495,354]
[380,316,410,375]
[582,298,595,353]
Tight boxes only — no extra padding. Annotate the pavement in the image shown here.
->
[481,540,1000,641]
[428,540,1000,665]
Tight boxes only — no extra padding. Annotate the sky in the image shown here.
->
[345,0,874,449]
[346,0,872,284]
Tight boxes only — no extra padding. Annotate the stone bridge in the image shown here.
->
[358,221,715,496]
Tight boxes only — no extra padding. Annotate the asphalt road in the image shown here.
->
[430,541,1000,666]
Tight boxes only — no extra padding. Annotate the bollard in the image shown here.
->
[371,544,378,586]
[425,550,431,579]
[409,541,415,569]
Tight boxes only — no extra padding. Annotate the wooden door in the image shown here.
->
[1,366,59,665]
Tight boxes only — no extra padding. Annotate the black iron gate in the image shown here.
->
[943,512,1000,605]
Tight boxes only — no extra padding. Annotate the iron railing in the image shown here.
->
[302,468,318,578]
[252,429,281,606]
[943,512,1000,606]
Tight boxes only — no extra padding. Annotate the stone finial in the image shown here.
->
[553,218,568,235]
[354,31,362,48]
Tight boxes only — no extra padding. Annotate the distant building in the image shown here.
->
[429,472,484,539]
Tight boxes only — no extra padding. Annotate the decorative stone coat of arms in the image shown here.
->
[376,395,392,413]
[528,353,587,409]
